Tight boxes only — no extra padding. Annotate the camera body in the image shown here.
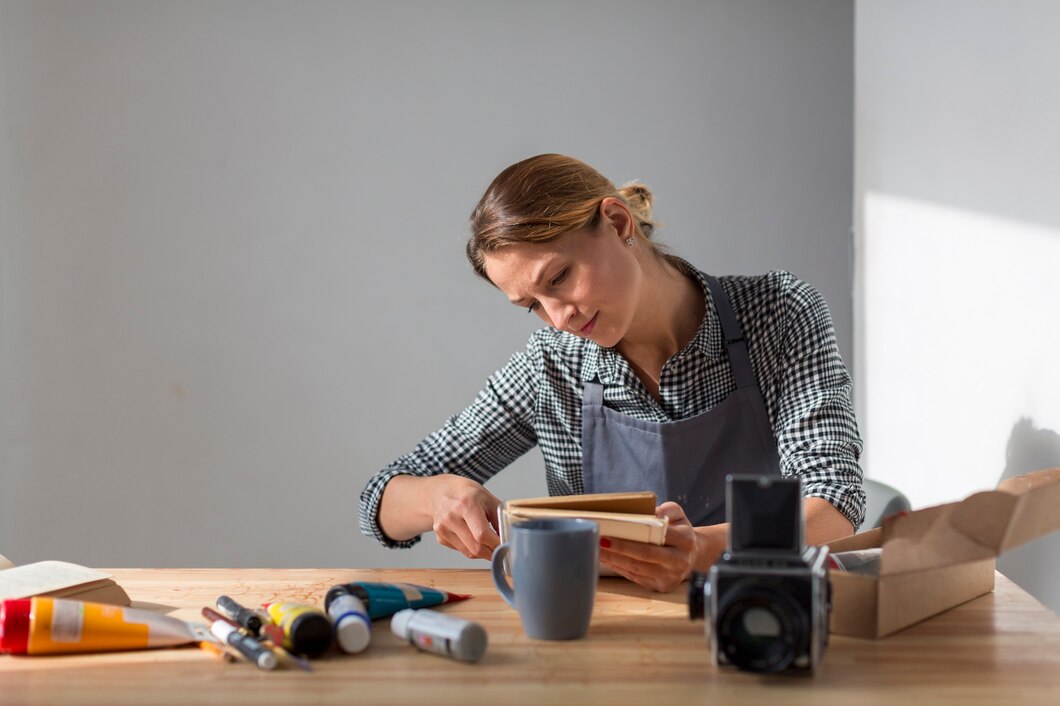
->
[689,475,831,674]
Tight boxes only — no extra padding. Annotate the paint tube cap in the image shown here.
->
[335,613,371,654]
[390,608,415,641]
[0,600,31,654]
[289,610,333,658]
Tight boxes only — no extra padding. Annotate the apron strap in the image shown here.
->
[703,274,757,390]
[582,380,605,407]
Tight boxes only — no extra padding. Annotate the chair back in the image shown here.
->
[863,478,912,529]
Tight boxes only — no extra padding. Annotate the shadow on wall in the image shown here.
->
[996,417,1060,615]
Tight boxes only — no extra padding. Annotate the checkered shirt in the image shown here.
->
[359,263,865,548]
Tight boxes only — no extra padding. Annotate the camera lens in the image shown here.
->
[738,606,781,643]
[716,580,808,673]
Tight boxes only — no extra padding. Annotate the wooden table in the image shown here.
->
[1,569,1059,705]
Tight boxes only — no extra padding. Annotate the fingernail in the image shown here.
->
[600,538,611,549]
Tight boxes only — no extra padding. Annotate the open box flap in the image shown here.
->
[878,468,1060,576]
[994,468,1060,552]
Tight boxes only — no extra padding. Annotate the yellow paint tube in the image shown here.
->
[0,598,202,655]
[263,602,332,658]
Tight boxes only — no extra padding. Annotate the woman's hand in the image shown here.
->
[379,473,501,560]
[426,474,502,560]
[598,502,722,593]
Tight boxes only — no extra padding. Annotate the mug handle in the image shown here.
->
[490,543,516,608]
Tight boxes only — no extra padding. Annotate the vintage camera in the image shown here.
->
[688,475,831,674]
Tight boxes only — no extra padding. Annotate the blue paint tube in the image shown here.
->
[324,582,470,622]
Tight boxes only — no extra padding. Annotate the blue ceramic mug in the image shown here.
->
[490,518,599,640]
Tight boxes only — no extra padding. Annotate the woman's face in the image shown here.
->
[482,199,643,348]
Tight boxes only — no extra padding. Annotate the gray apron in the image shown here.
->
[581,274,780,526]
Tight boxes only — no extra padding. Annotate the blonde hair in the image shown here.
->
[467,154,667,280]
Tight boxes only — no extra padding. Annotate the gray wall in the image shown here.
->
[855,0,1060,612]
[0,1,854,568]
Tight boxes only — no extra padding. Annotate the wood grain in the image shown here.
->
[1,569,1058,705]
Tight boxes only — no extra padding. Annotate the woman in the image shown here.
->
[359,154,864,592]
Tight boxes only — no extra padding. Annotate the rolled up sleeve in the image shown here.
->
[773,278,866,530]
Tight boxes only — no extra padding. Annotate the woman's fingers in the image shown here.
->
[430,475,502,560]
[435,517,496,559]
[599,549,684,593]
[599,529,696,593]
[464,507,501,558]
[656,501,693,528]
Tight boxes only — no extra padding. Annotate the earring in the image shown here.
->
[625,237,635,247]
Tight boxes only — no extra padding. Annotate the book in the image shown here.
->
[498,490,669,546]
[0,560,131,606]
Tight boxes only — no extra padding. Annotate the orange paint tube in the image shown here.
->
[0,598,202,655]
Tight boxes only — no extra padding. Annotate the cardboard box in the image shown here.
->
[829,467,1060,638]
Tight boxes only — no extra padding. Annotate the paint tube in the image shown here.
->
[324,592,371,654]
[0,598,202,655]
[262,602,332,658]
[827,548,883,576]
[324,582,471,622]
[390,608,487,663]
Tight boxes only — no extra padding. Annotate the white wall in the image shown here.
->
[855,0,1060,612]
[0,0,855,569]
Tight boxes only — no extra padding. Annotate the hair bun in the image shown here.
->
[619,181,654,235]
[620,181,653,215]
